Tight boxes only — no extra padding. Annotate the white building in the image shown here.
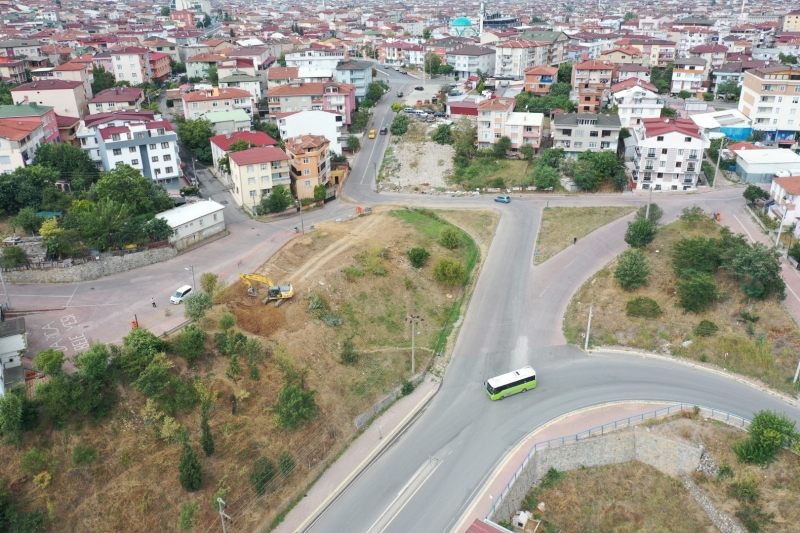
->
[494,41,548,79]
[110,47,151,83]
[0,119,45,173]
[284,47,346,70]
[156,200,226,250]
[630,117,706,191]
[671,57,707,94]
[276,109,344,154]
[445,45,496,78]
[768,175,800,227]
[736,149,800,183]
[218,73,263,100]
[0,317,27,397]
[612,86,664,127]
[688,109,751,146]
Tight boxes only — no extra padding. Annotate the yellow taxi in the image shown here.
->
[368,129,376,139]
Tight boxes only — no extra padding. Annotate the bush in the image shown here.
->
[0,246,28,269]
[20,448,48,475]
[178,442,202,491]
[199,272,220,297]
[72,443,98,466]
[676,271,721,313]
[313,184,326,202]
[679,206,706,222]
[624,219,657,248]
[342,266,364,281]
[171,325,206,366]
[272,378,319,431]
[401,380,415,396]
[433,258,467,286]
[340,337,359,365]
[249,456,276,496]
[119,328,165,379]
[183,291,213,321]
[734,410,798,466]
[178,501,198,530]
[438,227,461,249]
[736,505,774,533]
[261,184,293,213]
[672,237,721,275]
[218,312,236,331]
[728,475,759,503]
[390,114,409,135]
[626,297,663,318]
[634,203,663,227]
[278,451,296,478]
[693,320,719,337]
[614,249,650,290]
[407,247,430,268]
[431,124,453,144]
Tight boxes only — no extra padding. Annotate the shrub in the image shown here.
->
[0,246,28,269]
[614,249,650,290]
[740,311,760,323]
[624,219,657,248]
[433,258,467,286]
[626,297,663,318]
[278,451,296,478]
[170,325,206,367]
[178,501,198,531]
[717,463,734,481]
[693,320,719,337]
[728,474,759,503]
[340,338,359,365]
[634,203,664,227]
[438,227,461,249]
[736,505,774,533]
[119,328,165,379]
[676,271,721,313]
[261,184,293,213]
[183,291,213,321]
[401,380,415,396]
[672,237,721,275]
[407,247,430,268]
[200,272,220,297]
[249,456,276,496]
[679,206,706,222]
[272,378,319,431]
[199,409,214,457]
[734,410,799,466]
[72,443,98,466]
[20,448,48,475]
[342,266,364,281]
[431,124,453,144]
[390,114,409,135]
[178,442,203,491]
[218,312,236,331]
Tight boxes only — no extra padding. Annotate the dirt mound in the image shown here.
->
[226,299,287,337]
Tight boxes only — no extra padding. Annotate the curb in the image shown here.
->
[294,377,441,533]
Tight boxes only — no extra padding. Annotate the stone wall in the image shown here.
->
[489,426,702,523]
[4,247,177,284]
[353,372,426,430]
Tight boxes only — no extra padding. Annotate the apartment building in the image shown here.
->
[572,60,615,114]
[228,147,291,210]
[182,88,256,119]
[186,53,226,79]
[689,44,729,71]
[203,109,252,136]
[784,10,800,32]
[266,81,356,126]
[524,66,558,96]
[276,110,344,154]
[77,112,181,184]
[446,45,496,79]
[518,30,570,65]
[0,58,26,84]
[670,57,707,94]
[219,73,263,101]
[91,51,115,76]
[32,62,93,99]
[0,103,59,144]
[494,40,549,78]
[0,39,42,59]
[552,113,622,158]
[111,47,151,83]
[285,47,346,70]
[0,119,44,173]
[219,59,258,79]
[476,97,516,149]
[612,86,665,127]
[617,64,651,83]
[630,117,705,191]
[504,112,544,153]
[379,41,425,67]
[89,87,145,115]
[597,47,646,66]
[12,80,88,119]
[143,38,180,63]
[712,59,768,94]
[284,134,331,200]
[666,28,714,58]
[149,52,171,82]
[210,130,278,178]
[333,60,373,101]
[738,65,800,148]
[618,39,676,68]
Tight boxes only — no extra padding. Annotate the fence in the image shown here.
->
[485,403,750,520]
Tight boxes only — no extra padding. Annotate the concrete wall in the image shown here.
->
[489,426,702,523]
[353,372,426,430]
[4,246,177,284]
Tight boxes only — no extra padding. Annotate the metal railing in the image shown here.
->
[484,404,750,520]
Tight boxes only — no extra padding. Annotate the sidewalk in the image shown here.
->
[273,375,440,533]
[451,402,673,533]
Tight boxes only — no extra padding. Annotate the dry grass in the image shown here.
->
[437,209,500,257]
[563,217,800,394]
[534,206,636,264]
[522,461,715,532]
[0,209,493,533]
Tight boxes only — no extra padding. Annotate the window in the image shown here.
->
[129,146,136,153]
[494,133,501,139]
[132,73,137,78]
[250,190,257,198]
[661,148,668,154]
[161,142,169,148]
[111,134,120,141]
[248,177,256,185]
[213,214,218,221]
[303,169,311,175]
[199,218,204,226]
[656,136,664,141]
[148,144,156,149]
[684,137,692,142]
[790,120,795,126]
[192,103,198,108]
[157,129,165,135]
[212,102,219,107]
[675,162,681,168]
[588,142,597,148]
[302,157,310,164]
[118,73,124,78]
[165,167,173,173]
[261,176,269,183]
[163,155,171,161]
[575,130,584,137]
[659,161,666,168]
[678,149,684,155]
[113,148,122,155]
[0,156,10,164]
[115,56,121,60]
[151,156,159,162]
[589,131,598,137]
[247,165,254,172]
[574,142,583,148]
[154,168,161,174]
[647,149,656,157]
[304,180,312,187]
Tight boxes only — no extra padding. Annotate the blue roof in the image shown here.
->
[452,17,472,26]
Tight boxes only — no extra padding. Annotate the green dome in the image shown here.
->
[452,17,472,26]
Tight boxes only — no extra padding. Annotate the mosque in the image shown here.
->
[448,4,519,37]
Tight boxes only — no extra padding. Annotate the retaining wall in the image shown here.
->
[4,246,178,284]
[490,426,702,523]
[353,372,426,430]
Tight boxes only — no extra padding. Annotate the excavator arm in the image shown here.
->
[238,273,294,304]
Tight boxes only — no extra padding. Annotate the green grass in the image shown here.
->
[377,147,397,183]
[450,158,530,189]
[535,206,636,264]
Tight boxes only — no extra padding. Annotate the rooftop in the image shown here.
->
[0,103,52,118]
[12,80,83,91]
[285,134,329,153]
[210,131,278,150]
[89,86,144,104]
[640,117,700,139]
[553,113,622,127]
[267,81,354,97]
[229,146,290,166]
[182,88,253,102]
[0,119,41,141]
[737,148,800,165]
[773,176,800,195]
[202,109,252,123]
[157,200,225,228]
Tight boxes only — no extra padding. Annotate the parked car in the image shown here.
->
[434,112,446,117]
[425,115,436,122]
[401,71,408,75]
[494,196,511,204]
[416,100,423,105]
[170,285,193,304]
[425,108,436,113]
[380,127,388,135]
[368,129,376,139]
[397,91,404,97]
[414,85,424,91]
[449,83,458,88]
[450,90,462,96]
[404,107,415,113]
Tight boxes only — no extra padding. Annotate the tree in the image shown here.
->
[558,63,572,84]
[176,118,214,162]
[0,246,28,269]
[431,124,453,145]
[407,248,430,268]
[120,328,165,379]
[703,92,714,102]
[313,185,326,202]
[734,410,799,466]
[250,457,276,496]
[143,217,173,242]
[614,249,650,290]
[422,27,432,40]
[33,348,65,376]
[532,164,560,190]
[74,343,111,417]
[742,184,769,205]
[778,52,798,65]
[672,237,721,275]
[202,13,212,27]
[539,148,565,169]
[452,117,476,167]
[272,377,319,431]
[660,107,678,118]
[11,207,42,235]
[93,165,171,216]
[171,325,206,366]
[634,203,663,227]
[278,451,296,478]
[676,271,721,313]
[161,6,170,16]
[493,136,511,158]
[134,353,174,400]
[433,258,467,286]
[200,272,220,297]
[519,145,535,161]
[424,52,442,75]
[727,243,786,300]
[347,135,361,153]
[624,219,657,248]
[570,160,600,191]
[34,140,100,192]
[715,79,740,97]
[390,102,404,113]
[390,114,409,135]
[178,442,203,491]
[0,391,23,446]
[677,90,692,100]
[549,82,571,97]
[277,52,286,67]
[438,64,454,76]
[199,408,214,456]
[439,227,461,249]
[91,65,116,94]
[183,291,213,321]
[0,165,59,214]
[262,184,292,214]
[624,12,637,20]
[746,130,766,142]
[170,59,186,74]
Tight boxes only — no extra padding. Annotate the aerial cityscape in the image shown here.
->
[0,0,799,532]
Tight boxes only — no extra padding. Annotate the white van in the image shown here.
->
[170,285,193,304]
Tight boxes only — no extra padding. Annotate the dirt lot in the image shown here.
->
[378,121,456,194]
[523,415,800,533]
[0,208,496,533]
[534,206,635,264]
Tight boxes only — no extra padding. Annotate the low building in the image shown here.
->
[0,119,45,173]
[670,57,707,94]
[182,87,256,119]
[55,114,81,147]
[735,148,800,183]
[276,109,344,154]
[333,60,374,102]
[284,134,332,200]
[11,79,89,119]
[476,97,516,150]
[688,109,752,144]
[768,175,800,227]
[156,200,226,250]
[185,53,226,79]
[0,317,27,397]
[629,117,705,191]
[523,66,557,96]
[149,52,171,82]
[88,86,145,115]
[552,113,622,158]
[616,64,650,83]
[228,147,291,210]
[688,44,729,71]
[203,109,252,135]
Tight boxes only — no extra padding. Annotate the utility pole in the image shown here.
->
[0,268,9,310]
[775,211,785,247]
[407,313,423,374]
[191,158,197,186]
[645,184,653,220]
[713,137,727,190]
[217,498,232,533]
[584,305,593,351]
[296,197,305,235]
[185,265,195,291]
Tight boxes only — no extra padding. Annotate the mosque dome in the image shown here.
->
[452,17,473,27]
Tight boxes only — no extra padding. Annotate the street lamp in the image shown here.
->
[295,196,305,235]
[713,136,730,190]
[185,265,195,291]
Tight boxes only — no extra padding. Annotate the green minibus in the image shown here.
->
[485,366,537,400]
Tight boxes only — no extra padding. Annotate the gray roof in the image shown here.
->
[0,39,41,48]
[447,45,495,57]
[0,316,25,339]
[219,73,260,82]
[519,31,566,43]
[553,113,622,127]
[675,57,707,66]
[335,60,373,71]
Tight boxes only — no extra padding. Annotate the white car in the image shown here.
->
[170,285,193,304]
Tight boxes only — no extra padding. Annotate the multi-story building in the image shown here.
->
[552,113,622,158]
[219,73,263,101]
[143,38,180,63]
[182,88,256,119]
[219,59,257,79]
[379,41,425,67]
[186,53,226,79]
[0,39,42,59]
[276,110,344,154]
[333,60,373,102]
[689,44,729,72]
[738,65,800,149]
[518,30,570,65]
[784,10,800,32]
[210,130,278,179]
[617,38,676,68]
[228,147,291,210]
[284,134,331,200]
[0,119,45,173]
[89,87,145,115]
[494,40,549,78]
[476,97,516,150]
[77,112,181,184]
[504,112,544,153]
[12,80,88,119]
[670,57,707,94]
[285,47,346,70]
[0,103,60,145]
[524,66,558,96]
[446,45,496,79]
[149,52,171,82]
[616,64,651,83]
[597,47,646,66]
[612,86,665,127]
[0,58,26,84]
[629,117,705,191]
[91,51,115,76]
[110,47,151,84]
[266,81,356,126]
[666,28,715,58]
[572,60,615,114]
[711,59,768,94]
[31,62,94,99]
[203,109,252,136]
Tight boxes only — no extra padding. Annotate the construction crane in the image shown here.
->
[238,274,294,305]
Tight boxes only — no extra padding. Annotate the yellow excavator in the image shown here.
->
[239,273,294,305]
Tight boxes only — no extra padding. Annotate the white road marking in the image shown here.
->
[65,283,80,307]
[732,214,755,242]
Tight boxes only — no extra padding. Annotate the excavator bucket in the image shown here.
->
[247,287,257,297]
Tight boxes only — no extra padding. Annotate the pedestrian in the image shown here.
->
[573,237,577,245]
[151,297,157,308]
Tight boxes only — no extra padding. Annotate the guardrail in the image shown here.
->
[485,403,750,520]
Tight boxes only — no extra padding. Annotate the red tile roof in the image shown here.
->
[12,80,83,91]
[267,81,354,97]
[267,66,299,80]
[52,62,87,71]
[465,519,508,533]
[54,114,80,127]
[210,131,278,150]
[182,88,253,102]
[727,141,765,155]
[89,86,144,103]
[285,134,329,153]
[641,117,700,139]
[229,146,290,165]
[611,78,657,93]
[0,119,41,141]
[524,66,558,75]
[773,176,800,195]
